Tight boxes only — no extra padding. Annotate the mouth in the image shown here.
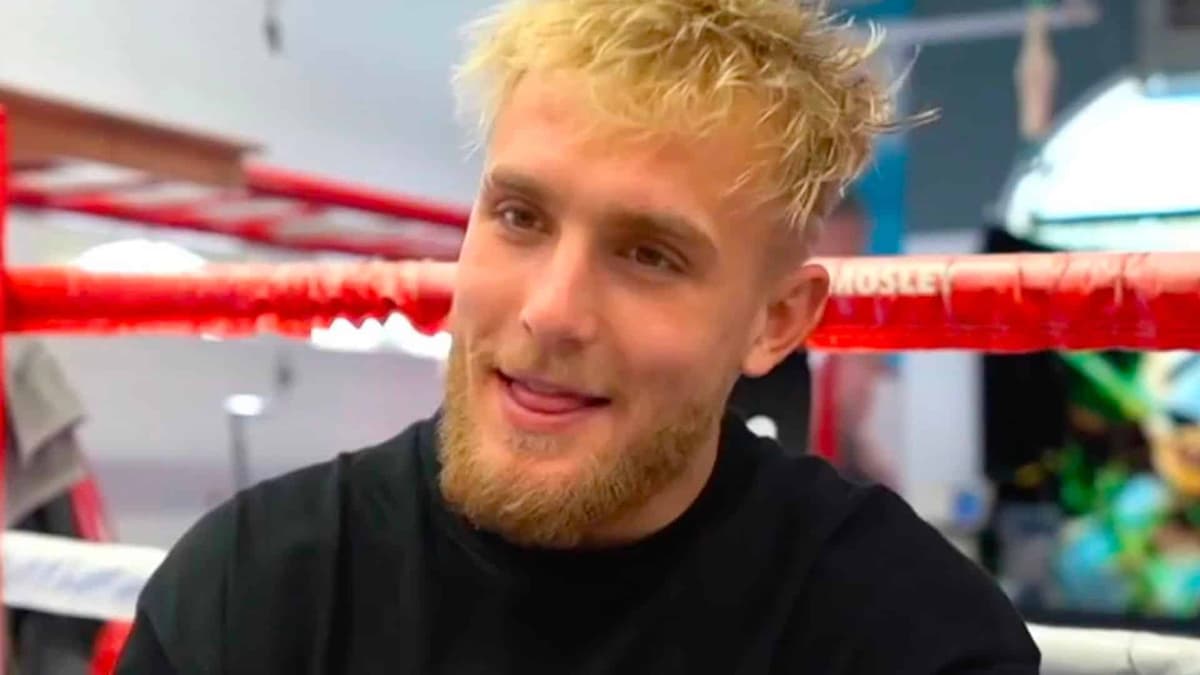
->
[494,368,611,432]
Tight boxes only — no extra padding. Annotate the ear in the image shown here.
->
[741,262,829,377]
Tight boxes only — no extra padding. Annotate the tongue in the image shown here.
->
[509,379,595,414]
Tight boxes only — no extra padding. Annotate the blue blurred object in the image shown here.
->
[953,488,987,530]
[1055,517,1135,613]
[833,0,912,20]
[1164,355,1200,423]
[1112,474,1173,536]
[1146,556,1200,619]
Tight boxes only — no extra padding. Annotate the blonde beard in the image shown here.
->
[437,341,720,549]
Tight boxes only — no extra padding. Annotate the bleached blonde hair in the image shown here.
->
[455,0,907,237]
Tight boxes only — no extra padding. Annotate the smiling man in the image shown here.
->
[117,1,1039,673]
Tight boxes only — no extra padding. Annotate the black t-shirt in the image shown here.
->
[116,413,1039,674]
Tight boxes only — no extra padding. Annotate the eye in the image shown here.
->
[626,244,682,273]
[495,204,541,233]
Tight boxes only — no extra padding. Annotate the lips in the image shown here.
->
[498,370,609,415]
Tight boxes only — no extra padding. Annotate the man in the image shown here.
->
[118,1,1039,673]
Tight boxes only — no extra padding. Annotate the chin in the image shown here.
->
[439,391,625,547]
[465,376,628,483]
[480,402,615,478]
[485,442,602,497]
[437,340,703,547]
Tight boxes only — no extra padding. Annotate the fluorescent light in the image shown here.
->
[72,238,207,274]
[310,317,387,353]
[382,313,452,361]
[1033,217,1200,252]
[1005,74,1200,248]
[224,394,267,418]
[309,313,450,361]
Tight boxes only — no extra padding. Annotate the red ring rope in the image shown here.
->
[815,252,1200,351]
[5,252,1200,352]
[0,105,10,665]
[8,261,454,337]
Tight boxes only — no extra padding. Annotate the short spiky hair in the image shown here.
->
[455,0,900,237]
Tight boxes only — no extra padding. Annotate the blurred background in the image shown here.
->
[2,0,1198,647]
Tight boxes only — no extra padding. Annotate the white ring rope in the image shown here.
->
[4,530,1200,674]
[1028,623,1200,675]
[3,530,165,621]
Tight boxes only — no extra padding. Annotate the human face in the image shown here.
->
[439,72,827,547]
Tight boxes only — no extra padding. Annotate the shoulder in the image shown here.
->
[738,427,873,545]
[191,417,426,564]
[233,417,428,550]
[784,479,1040,672]
[728,423,1038,672]
[133,417,433,662]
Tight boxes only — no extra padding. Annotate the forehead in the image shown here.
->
[486,73,773,227]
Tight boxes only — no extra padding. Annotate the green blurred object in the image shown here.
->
[1047,350,1200,617]
[1185,502,1200,529]
[1144,556,1200,618]
[1059,444,1094,514]
[1060,352,1152,422]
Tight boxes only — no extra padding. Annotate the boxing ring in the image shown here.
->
[3,93,1200,673]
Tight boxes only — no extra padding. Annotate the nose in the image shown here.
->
[519,235,599,347]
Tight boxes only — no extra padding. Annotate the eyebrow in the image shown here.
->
[482,168,558,208]
[601,207,717,264]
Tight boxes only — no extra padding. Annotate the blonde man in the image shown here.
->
[119,1,1038,673]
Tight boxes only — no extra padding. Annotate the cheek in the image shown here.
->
[451,234,516,335]
[615,312,735,402]
[611,277,759,387]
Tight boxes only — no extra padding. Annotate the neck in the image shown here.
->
[579,428,721,548]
